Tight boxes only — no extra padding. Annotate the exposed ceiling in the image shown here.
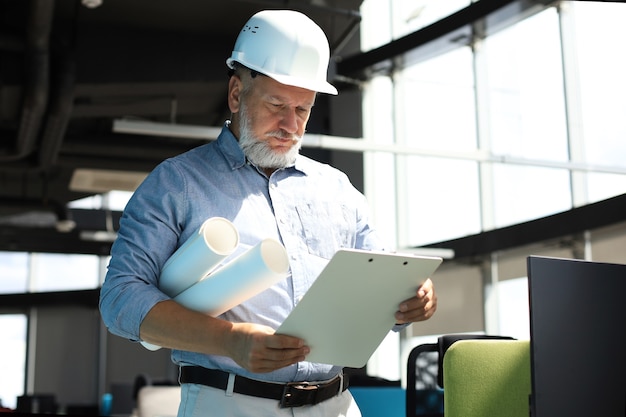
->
[0,0,364,241]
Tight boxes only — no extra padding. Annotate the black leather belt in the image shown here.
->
[179,366,348,408]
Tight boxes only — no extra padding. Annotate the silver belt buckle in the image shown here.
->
[279,382,319,408]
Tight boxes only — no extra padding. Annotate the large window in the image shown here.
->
[0,251,101,408]
[0,252,28,294]
[397,47,481,246]
[484,8,573,227]
[390,0,471,40]
[568,1,626,202]
[485,8,568,163]
[29,253,100,292]
[1,252,100,294]
[0,315,26,410]
[0,254,28,409]
[362,0,626,249]
[361,0,626,353]
[497,277,530,340]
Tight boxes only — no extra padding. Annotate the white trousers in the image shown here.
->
[177,383,362,417]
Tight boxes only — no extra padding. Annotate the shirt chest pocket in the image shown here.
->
[295,201,356,259]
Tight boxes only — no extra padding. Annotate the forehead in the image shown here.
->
[253,75,317,106]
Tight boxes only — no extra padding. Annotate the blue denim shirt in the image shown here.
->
[100,123,384,383]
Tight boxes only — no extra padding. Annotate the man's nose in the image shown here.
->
[278,108,299,134]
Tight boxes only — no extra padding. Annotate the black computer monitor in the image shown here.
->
[527,255,626,417]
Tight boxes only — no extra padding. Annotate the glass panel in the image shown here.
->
[107,191,133,211]
[497,277,530,340]
[570,1,626,201]
[0,314,27,410]
[0,252,28,294]
[485,8,569,162]
[573,1,626,167]
[587,173,626,204]
[405,157,481,246]
[360,0,392,50]
[69,190,133,211]
[492,164,571,228]
[67,194,104,209]
[400,47,477,151]
[30,253,99,292]
[361,0,470,50]
[391,0,471,39]
[363,75,399,247]
[399,47,479,246]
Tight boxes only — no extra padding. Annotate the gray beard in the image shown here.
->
[237,103,302,169]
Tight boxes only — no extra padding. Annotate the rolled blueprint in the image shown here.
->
[158,217,239,298]
[173,238,289,314]
[142,238,290,351]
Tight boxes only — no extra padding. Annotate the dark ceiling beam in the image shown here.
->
[0,208,121,255]
[421,193,626,260]
[0,289,100,310]
[58,138,201,168]
[0,225,114,255]
[71,96,218,118]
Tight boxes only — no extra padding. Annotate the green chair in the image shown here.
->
[406,334,515,417]
[442,339,531,417]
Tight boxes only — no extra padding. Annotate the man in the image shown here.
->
[100,9,437,417]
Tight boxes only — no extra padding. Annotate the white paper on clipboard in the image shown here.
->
[276,248,442,368]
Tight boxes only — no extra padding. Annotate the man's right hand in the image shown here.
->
[229,322,310,373]
[140,300,309,373]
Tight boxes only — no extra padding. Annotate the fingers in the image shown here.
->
[417,278,434,297]
[230,323,310,373]
[246,336,310,373]
[395,278,438,324]
[264,332,306,350]
[248,342,310,373]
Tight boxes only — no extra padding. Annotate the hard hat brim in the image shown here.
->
[262,70,338,95]
[227,58,338,95]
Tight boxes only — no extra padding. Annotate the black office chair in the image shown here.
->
[406,334,515,417]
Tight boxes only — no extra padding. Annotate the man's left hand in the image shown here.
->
[394,278,437,324]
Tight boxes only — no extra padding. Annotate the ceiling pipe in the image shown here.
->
[0,0,54,162]
[38,41,76,169]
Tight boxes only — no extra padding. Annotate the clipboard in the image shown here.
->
[276,248,442,367]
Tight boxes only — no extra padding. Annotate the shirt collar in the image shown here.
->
[216,122,247,170]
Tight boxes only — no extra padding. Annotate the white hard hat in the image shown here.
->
[226,10,338,95]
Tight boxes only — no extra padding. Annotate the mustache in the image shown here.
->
[265,130,303,141]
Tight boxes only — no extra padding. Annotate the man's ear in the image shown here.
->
[228,75,242,114]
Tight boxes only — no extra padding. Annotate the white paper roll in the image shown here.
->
[158,217,239,298]
[141,238,290,351]
[173,238,290,315]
